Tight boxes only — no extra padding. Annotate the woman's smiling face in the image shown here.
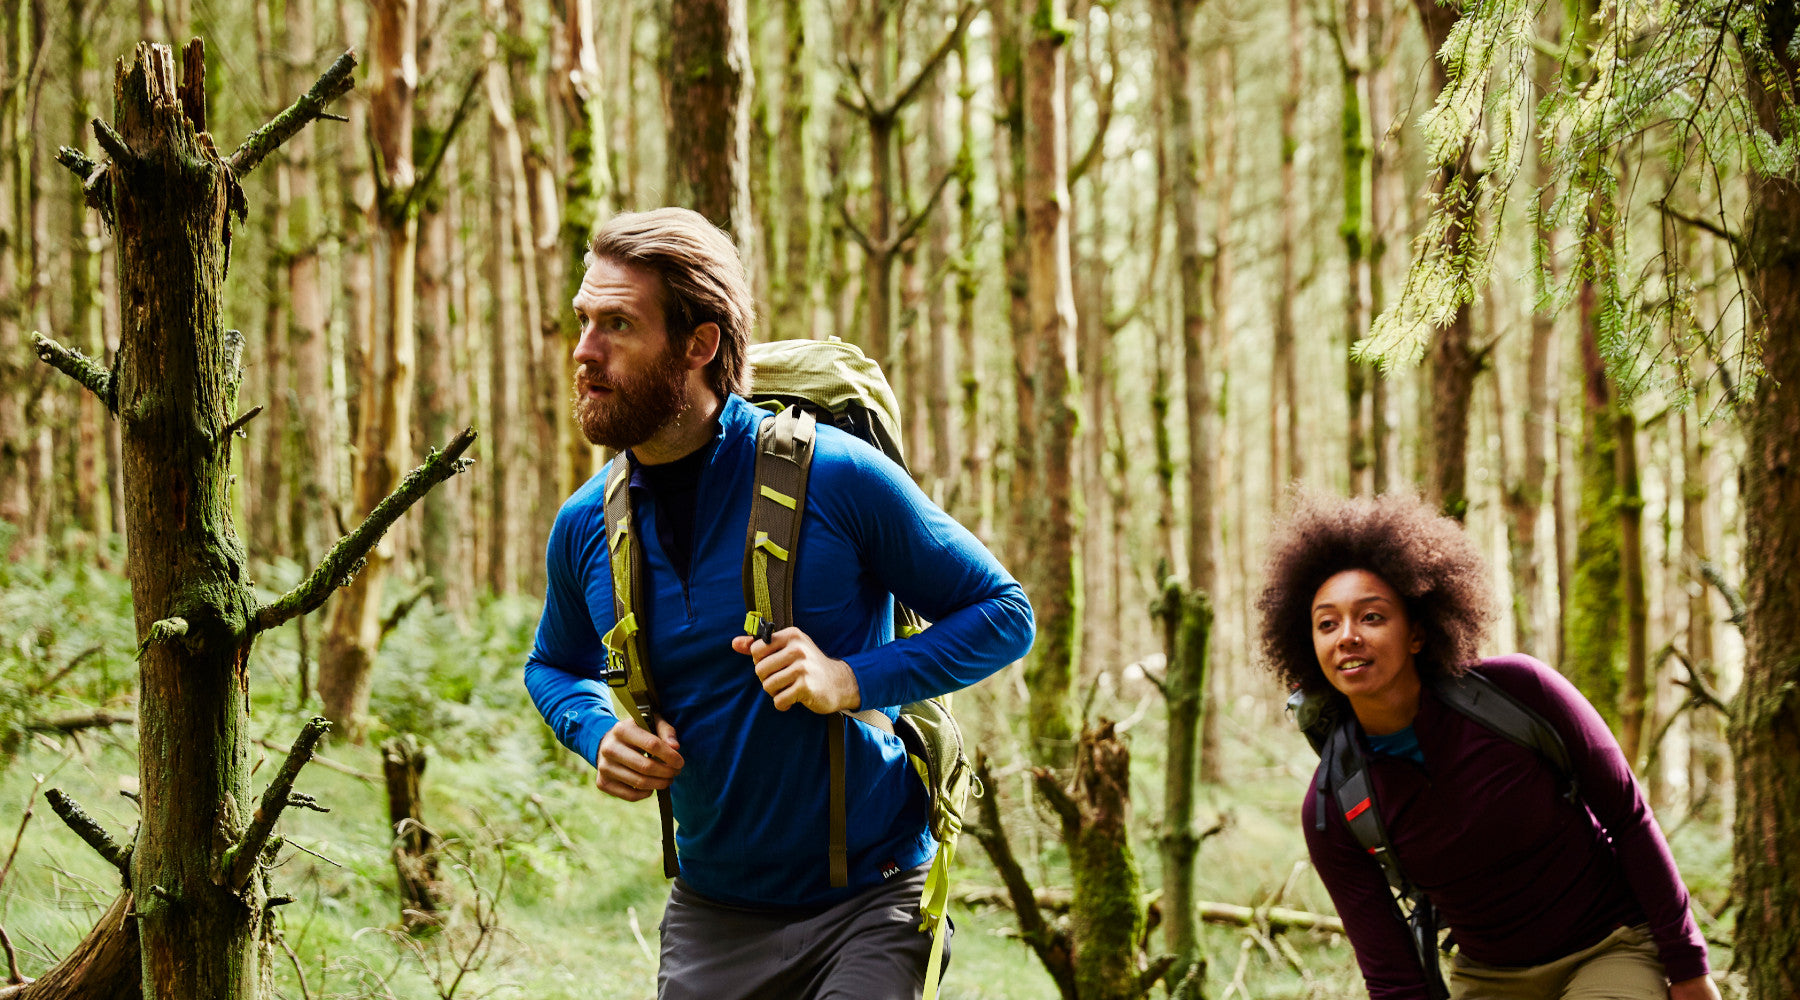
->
[1310,569,1425,717]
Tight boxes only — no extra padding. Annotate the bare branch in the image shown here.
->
[44,789,131,877]
[29,332,115,413]
[92,118,132,166]
[1698,560,1746,634]
[223,717,331,890]
[255,738,379,783]
[1032,767,1082,831]
[228,49,358,180]
[0,924,21,986]
[377,579,435,649]
[55,146,100,182]
[217,405,264,444]
[25,710,134,734]
[252,427,477,633]
[884,1,978,119]
[137,617,189,659]
[0,777,45,896]
[835,196,875,255]
[1134,955,1178,1000]
[27,645,103,696]
[891,168,956,252]
[1069,20,1119,188]
[1657,200,1742,248]
[967,756,1076,998]
[402,67,485,219]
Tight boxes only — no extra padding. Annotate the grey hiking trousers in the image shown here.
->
[656,864,949,1000]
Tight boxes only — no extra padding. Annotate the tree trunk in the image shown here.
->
[1617,411,1647,763]
[1271,0,1303,502]
[556,0,608,490]
[286,0,337,571]
[954,32,988,537]
[1022,0,1078,770]
[1731,7,1800,991]
[383,735,448,932]
[417,159,461,612]
[1155,581,1213,990]
[1679,405,1723,817]
[667,0,752,239]
[1200,35,1235,785]
[1412,0,1478,521]
[1337,0,1373,493]
[319,0,419,742]
[0,0,27,552]
[1567,256,1623,727]
[774,0,814,337]
[1063,724,1148,1000]
[484,11,520,594]
[67,0,103,539]
[924,28,955,499]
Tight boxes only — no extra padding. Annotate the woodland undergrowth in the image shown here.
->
[0,553,1736,999]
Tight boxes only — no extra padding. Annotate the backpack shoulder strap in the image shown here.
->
[1433,670,1579,803]
[743,407,816,638]
[1319,720,1410,895]
[598,457,679,879]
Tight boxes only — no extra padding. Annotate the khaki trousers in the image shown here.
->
[1449,925,1667,1000]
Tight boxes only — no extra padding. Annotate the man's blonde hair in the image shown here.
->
[586,208,754,398]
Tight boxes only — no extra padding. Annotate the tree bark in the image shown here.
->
[1155,581,1212,990]
[667,0,752,240]
[774,0,815,337]
[483,8,521,595]
[556,0,609,491]
[1022,0,1078,771]
[383,735,448,932]
[1731,6,1800,992]
[0,0,27,553]
[285,0,337,571]
[1413,0,1478,521]
[1271,0,1304,504]
[320,0,419,742]
[28,40,353,998]
[1336,0,1373,493]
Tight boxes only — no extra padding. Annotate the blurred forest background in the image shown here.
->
[0,0,1795,997]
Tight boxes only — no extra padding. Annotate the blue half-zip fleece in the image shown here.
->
[524,393,1035,908]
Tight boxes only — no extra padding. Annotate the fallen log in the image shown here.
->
[958,886,1345,936]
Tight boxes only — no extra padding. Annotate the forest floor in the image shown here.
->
[0,556,1737,999]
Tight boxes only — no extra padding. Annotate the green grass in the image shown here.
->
[0,562,1738,999]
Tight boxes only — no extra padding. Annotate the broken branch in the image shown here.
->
[92,118,132,166]
[255,738,379,783]
[1032,767,1082,831]
[137,617,189,659]
[223,717,331,890]
[228,49,357,180]
[29,332,115,412]
[967,756,1076,996]
[217,405,264,444]
[44,789,131,877]
[54,146,100,182]
[1698,560,1746,634]
[252,427,477,633]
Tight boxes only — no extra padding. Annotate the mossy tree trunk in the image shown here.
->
[27,39,471,999]
[667,0,752,238]
[1022,0,1077,771]
[1155,581,1212,991]
[1732,4,1800,993]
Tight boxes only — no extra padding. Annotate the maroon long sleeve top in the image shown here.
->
[1303,654,1710,998]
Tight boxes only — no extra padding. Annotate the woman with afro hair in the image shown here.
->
[1258,491,1717,1000]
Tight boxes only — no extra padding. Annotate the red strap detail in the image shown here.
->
[1344,797,1372,822]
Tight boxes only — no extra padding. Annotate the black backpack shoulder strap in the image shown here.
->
[1433,669,1579,804]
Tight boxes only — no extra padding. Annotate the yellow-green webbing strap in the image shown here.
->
[599,458,679,879]
[917,744,972,1000]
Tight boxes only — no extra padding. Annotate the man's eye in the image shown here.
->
[609,316,630,331]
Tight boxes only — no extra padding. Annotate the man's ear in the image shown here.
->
[686,322,722,371]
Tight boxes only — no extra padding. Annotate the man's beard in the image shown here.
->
[571,343,692,450]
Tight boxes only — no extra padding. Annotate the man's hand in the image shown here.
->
[731,626,861,714]
[1669,975,1721,1000]
[596,717,684,802]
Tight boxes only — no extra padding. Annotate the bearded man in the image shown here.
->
[524,208,1034,1000]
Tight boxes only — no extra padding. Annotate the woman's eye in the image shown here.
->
[1316,619,1336,633]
